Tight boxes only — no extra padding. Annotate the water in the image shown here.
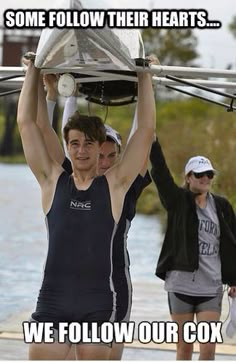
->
[0,164,164,324]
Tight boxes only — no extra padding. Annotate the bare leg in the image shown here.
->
[75,344,111,360]
[65,337,124,359]
[29,342,70,360]
[171,312,195,360]
[196,311,220,360]
[109,342,124,360]
[65,344,76,360]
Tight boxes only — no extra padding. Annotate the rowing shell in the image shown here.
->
[35,0,145,72]
[34,0,146,105]
[1,0,236,109]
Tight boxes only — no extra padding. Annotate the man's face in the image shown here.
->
[67,129,100,172]
[97,140,120,175]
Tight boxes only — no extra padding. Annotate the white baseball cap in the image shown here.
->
[184,156,216,176]
[105,125,122,147]
[226,298,236,338]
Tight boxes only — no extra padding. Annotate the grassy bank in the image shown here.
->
[0,155,26,164]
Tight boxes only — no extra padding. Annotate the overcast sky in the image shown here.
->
[0,0,235,69]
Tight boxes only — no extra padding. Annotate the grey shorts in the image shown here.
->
[168,292,223,314]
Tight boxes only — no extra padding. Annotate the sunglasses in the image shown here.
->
[192,171,215,179]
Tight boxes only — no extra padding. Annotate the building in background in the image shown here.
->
[0,28,40,156]
[0,27,40,66]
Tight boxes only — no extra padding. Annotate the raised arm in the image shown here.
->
[150,138,181,210]
[37,74,65,165]
[126,56,159,177]
[61,96,77,159]
[17,60,62,206]
[126,106,138,144]
[126,106,148,177]
[107,70,155,191]
[45,73,58,125]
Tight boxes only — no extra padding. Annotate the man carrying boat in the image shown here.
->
[17,56,155,360]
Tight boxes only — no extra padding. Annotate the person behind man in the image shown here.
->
[45,79,123,175]
[17,56,155,360]
[43,77,151,360]
[150,136,236,360]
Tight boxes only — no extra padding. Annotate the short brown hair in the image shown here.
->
[63,111,106,145]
